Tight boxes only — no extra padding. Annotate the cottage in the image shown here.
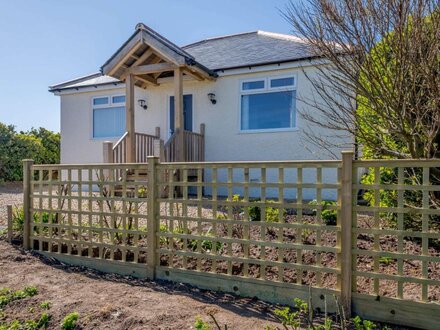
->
[50,23,346,199]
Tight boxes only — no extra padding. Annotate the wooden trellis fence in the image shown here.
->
[19,153,440,329]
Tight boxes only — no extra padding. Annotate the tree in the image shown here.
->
[283,0,440,159]
[0,123,60,182]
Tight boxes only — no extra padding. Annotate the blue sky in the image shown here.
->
[0,0,295,132]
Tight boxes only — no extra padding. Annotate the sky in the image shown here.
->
[0,0,297,133]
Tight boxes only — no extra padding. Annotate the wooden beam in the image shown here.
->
[129,63,177,75]
[126,74,136,163]
[174,67,184,162]
[120,49,155,80]
[140,30,186,66]
[135,75,158,86]
[105,37,143,77]
[183,68,204,81]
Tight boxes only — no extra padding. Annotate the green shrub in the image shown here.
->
[11,206,50,234]
[0,123,60,182]
[249,200,283,222]
[308,200,337,226]
[61,312,78,330]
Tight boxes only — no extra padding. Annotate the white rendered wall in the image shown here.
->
[57,63,349,199]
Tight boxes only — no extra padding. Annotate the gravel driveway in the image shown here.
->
[0,182,23,227]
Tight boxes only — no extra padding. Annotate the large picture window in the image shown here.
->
[92,95,126,138]
[240,76,296,131]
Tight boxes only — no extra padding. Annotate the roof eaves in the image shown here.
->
[49,80,124,93]
[212,55,324,72]
[49,72,102,90]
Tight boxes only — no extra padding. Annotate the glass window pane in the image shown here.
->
[93,97,109,106]
[93,106,126,138]
[270,77,294,88]
[112,95,125,103]
[241,91,296,130]
[242,80,265,90]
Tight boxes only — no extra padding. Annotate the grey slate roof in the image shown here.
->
[183,31,313,71]
[49,73,122,92]
[51,30,314,91]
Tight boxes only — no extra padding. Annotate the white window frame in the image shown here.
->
[238,74,298,133]
[91,94,126,140]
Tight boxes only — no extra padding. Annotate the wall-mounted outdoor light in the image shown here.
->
[138,99,148,110]
[207,93,217,105]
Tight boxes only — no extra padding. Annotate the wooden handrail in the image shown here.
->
[163,129,179,162]
[112,124,204,163]
[112,131,160,163]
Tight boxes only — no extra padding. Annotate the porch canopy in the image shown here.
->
[101,23,217,162]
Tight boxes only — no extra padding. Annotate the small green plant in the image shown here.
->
[188,231,222,253]
[352,315,377,330]
[308,200,337,226]
[194,316,212,330]
[378,257,394,265]
[301,229,313,244]
[0,286,38,308]
[40,301,51,310]
[0,312,51,330]
[249,200,284,222]
[61,312,79,330]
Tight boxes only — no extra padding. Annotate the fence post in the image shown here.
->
[22,159,34,250]
[147,156,159,279]
[7,205,13,243]
[155,126,161,138]
[340,150,354,317]
[153,139,165,162]
[103,141,113,163]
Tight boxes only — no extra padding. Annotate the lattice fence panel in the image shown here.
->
[353,160,440,303]
[30,164,150,264]
[155,161,341,291]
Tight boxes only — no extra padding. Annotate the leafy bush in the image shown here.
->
[0,123,60,182]
[11,206,50,234]
[61,312,79,330]
[249,200,283,222]
[308,200,337,226]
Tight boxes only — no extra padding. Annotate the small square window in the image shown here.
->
[112,95,125,104]
[93,97,109,106]
[242,80,265,90]
[270,77,295,88]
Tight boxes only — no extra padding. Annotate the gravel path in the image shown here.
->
[0,182,23,227]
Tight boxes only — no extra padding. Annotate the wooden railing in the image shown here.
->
[109,124,205,164]
[112,132,128,164]
[163,123,205,162]
[111,130,160,163]
[183,130,204,162]
[163,130,179,162]
[135,132,160,163]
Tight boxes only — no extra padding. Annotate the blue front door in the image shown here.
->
[169,94,193,135]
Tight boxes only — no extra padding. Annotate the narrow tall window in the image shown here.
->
[92,95,126,138]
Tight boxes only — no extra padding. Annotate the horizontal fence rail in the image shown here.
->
[20,154,440,330]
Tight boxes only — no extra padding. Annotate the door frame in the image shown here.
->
[167,93,194,138]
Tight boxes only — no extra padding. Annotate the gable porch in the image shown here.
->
[101,23,217,163]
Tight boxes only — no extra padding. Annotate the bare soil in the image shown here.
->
[0,239,284,329]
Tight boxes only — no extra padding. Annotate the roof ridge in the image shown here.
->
[256,31,307,43]
[182,30,259,49]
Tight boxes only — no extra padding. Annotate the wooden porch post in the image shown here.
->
[126,73,136,163]
[174,67,184,162]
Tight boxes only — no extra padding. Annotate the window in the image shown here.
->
[240,76,296,131]
[92,95,126,138]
